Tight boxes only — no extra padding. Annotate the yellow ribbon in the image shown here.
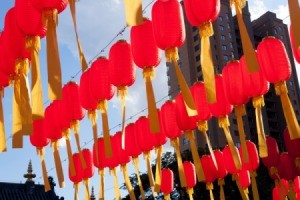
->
[164,194,171,200]
[252,96,268,158]
[0,89,6,152]
[206,183,214,200]
[275,81,300,139]
[117,86,127,149]
[63,129,76,177]
[71,120,87,169]
[231,0,259,73]
[218,179,225,200]
[124,0,143,26]
[26,36,44,120]
[166,47,197,117]
[110,168,121,200]
[218,116,242,170]
[132,157,146,200]
[12,81,23,148]
[288,181,296,200]
[199,22,216,103]
[185,130,205,182]
[171,138,187,187]
[143,67,160,133]
[99,169,105,200]
[68,0,88,71]
[234,105,249,163]
[52,141,64,188]
[198,121,218,169]
[43,9,62,100]
[38,148,51,192]
[187,188,194,200]
[154,146,163,193]
[121,165,136,200]
[98,100,113,158]
[83,179,90,200]
[74,183,79,200]
[233,174,249,200]
[88,110,99,165]
[144,151,157,196]
[288,0,300,49]
[250,171,260,200]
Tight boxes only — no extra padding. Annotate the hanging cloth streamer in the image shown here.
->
[250,171,259,200]
[0,89,6,152]
[171,138,187,187]
[144,151,157,196]
[288,0,300,49]
[206,183,214,200]
[164,194,171,200]
[187,188,194,200]
[37,148,51,192]
[99,169,105,200]
[154,146,163,193]
[68,0,88,71]
[218,116,242,170]
[12,79,23,148]
[231,0,259,73]
[233,174,249,200]
[117,86,127,149]
[124,0,143,26]
[74,183,79,200]
[270,166,289,197]
[275,81,300,139]
[52,141,64,188]
[288,181,296,200]
[198,22,216,103]
[234,105,249,163]
[252,96,268,157]
[88,110,99,165]
[132,157,146,200]
[165,47,197,117]
[26,36,44,120]
[143,67,160,133]
[83,179,90,200]
[121,164,136,200]
[218,179,225,200]
[63,129,75,177]
[98,100,113,158]
[42,9,62,100]
[110,168,121,200]
[185,130,205,182]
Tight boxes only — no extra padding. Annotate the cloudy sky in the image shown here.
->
[0,0,299,199]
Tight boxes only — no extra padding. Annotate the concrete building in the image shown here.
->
[167,0,300,151]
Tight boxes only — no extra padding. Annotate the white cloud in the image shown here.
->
[249,0,268,20]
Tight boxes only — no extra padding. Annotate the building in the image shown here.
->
[167,0,300,151]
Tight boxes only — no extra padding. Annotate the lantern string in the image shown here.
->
[98,169,105,200]
[132,157,146,200]
[171,138,187,187]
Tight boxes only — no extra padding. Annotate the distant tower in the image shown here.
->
[23,160,36,183]
[90,186,96,200]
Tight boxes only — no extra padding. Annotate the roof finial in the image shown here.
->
[90,186,96,200]
[24,160,36,183]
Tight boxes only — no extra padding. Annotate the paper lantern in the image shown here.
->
[201,155,217,200]
[161,168,174,200]
[237,169,251,190]
[81,149,94,200]
[90,57,114,158]
[152,0,197,117]
[183,161,196,199]
[209,75,241,170]
[131,18,161,133]
[160,100,186,188]
[214,150,228,200]
[290,26,300,63]
[257,37,300,140]
[176,92,205,182]
[109,40,135,135]
[30,120,51,191]
[272,179,289,200]
[283,128,300,171]
[69,153,83,200]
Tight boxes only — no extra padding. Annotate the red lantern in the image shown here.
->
[201,155,217,200]
[272,180,289,200]
[237,169,251,189]
[290,26,300,63]
[223,145,241,175]
[257,37,300,140]
[90,57,114,158]
[183,161,196,199]
[81,149,94,199]
[283,128,300,172]
[69,153,83,200]
[214,150,228,200]
[131,18,161,133]
[262,136,280,169]
[152,0,197,116]
[161,168,174,200]
[29,119,51,191]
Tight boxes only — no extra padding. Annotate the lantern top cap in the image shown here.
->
[262,36,276,41]
[227,59,239,65]
[165,99,175,103]
[97,56,107,60]
[117,39,128,43]
[66,81,77,85]
[192,80,204,85]
[143,17,150,21]
[138,116,147,119]
[126,123,134,126]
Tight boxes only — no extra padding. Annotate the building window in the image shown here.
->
[166,66,170,71]
[215,55,218,60]
[196,55,200,62]
[227,23,231,29]
[218,16,223,21]
[193,34,199,42]
[222,45,227,50]
[219,25,224,31]
[225,13,229,19]
[192,26,198,32]
[178,61,182,68]
[228,32,232,38]
[183,138,189,146]
[235,142,241,148]
[294,100,298,105]
[221,35,226,40]
[197,66,201,72]
[195,44,200,52]
[290,81,293,86]
[278,26,282,31]
[233,119,237,124]
[230,42,233,49]
[234,130,239,136]
[274,29,278,34]
[280,35,284,40]
[224,55,229,61]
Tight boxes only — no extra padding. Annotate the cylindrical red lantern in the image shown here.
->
[214,150,228,200]
[283,128,300,172]
[183,161,196,199]
[262,136,280,169]
[201,155,217,200]
[69,153,83,200]
[131,18,161,133]
[81,149,94,200]
[257,37,300,140]
[151,0,197,116]
[237,169,251,190]
[161,168,174,200]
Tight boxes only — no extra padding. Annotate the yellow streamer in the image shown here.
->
[111,168,121,200]
[144,151,157,196]
[63,129,75,177]
[12,76,23,148]
[187,188,194,200]
[154,146,163,193]
[26,36,44,120]
[121,165,136,200]
[218,116,242,170]
[43,9,62,100]
[185,130,205,182]
[143,67,160,133]
[233,174,249,200]
[74,183,79,200]
[199,22,216,103]
[117,86,127,148]
[275,81,300,139]
[252,96,268,157]
[83,179,90,200]
[99,169,105,200]
[171,138,187,187]
[232,0,259,73]
[218,179,225,200]
[132,157,146,200]
[206,183,214,200]
[250,171,260,200]
[288,0,300,49]
[0,89,6,152]
[68,0,88,71]
[234,105,249,163]
[164,194,171,200]
[124,0,143,26]
[288,181,296,200]
[166,47,197,117]
[71,120,87,169]
[88,110,99,165]
[52,141,64,188]
[38,148,51,192]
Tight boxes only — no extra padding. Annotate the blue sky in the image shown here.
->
[0,0,299,199]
